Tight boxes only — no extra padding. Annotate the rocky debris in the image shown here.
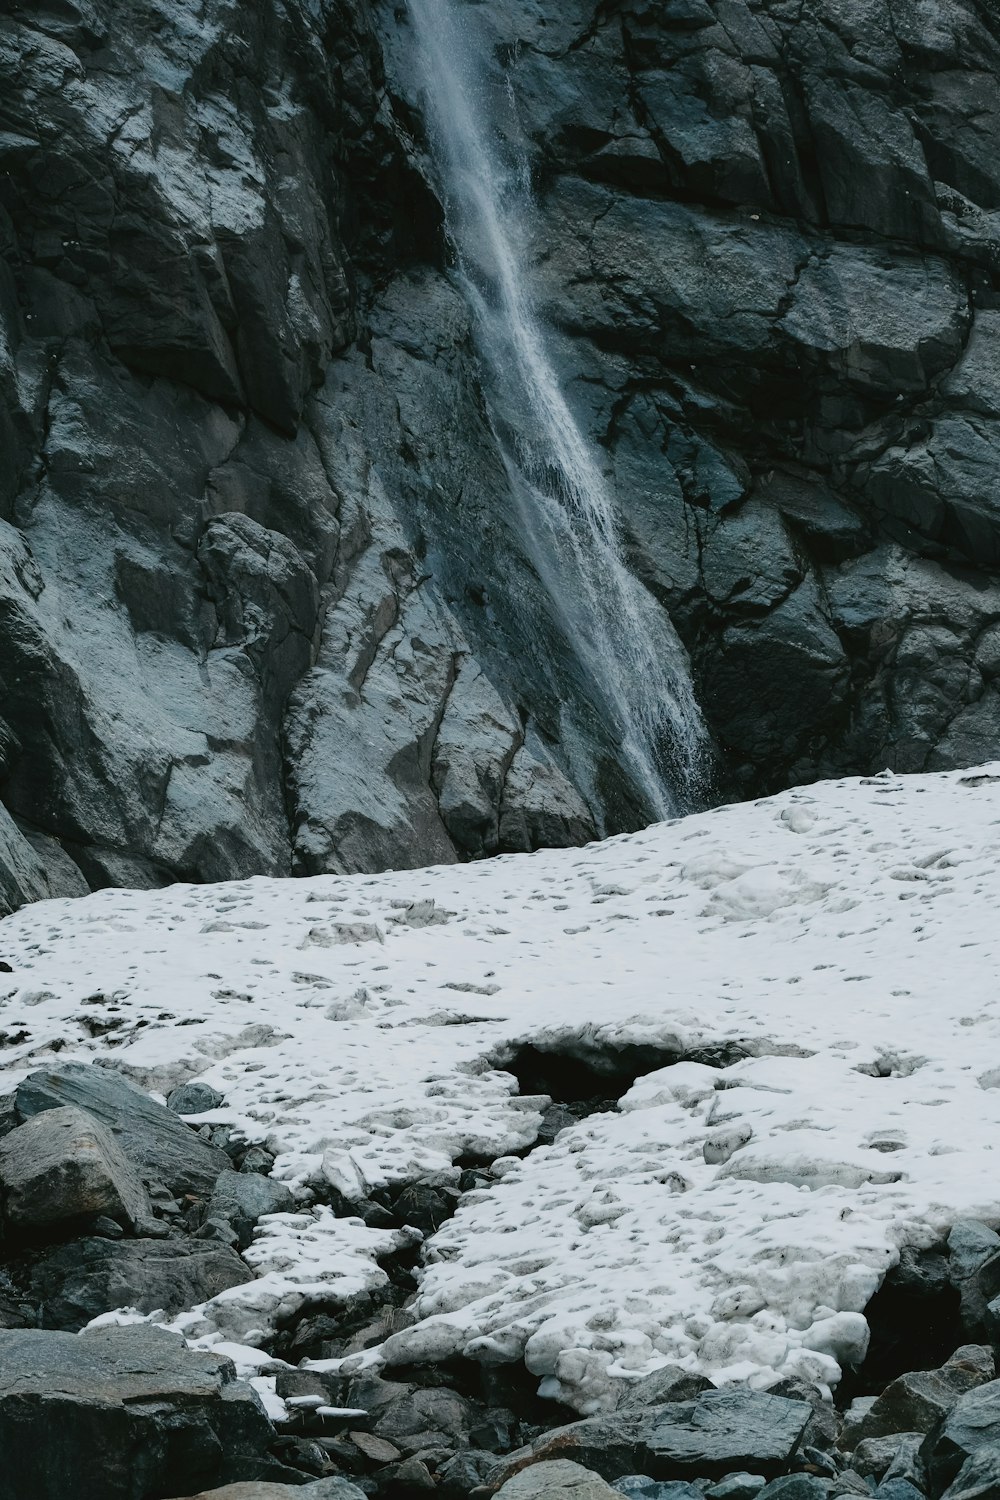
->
[495,1459,624,1496]
[0,1104,154,1235]
[27,1235,254,1330]
[0,1324,273,1500]
[497,1389,812,1485]
[1,1064,230,1199]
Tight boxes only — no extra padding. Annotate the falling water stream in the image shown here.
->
[407,0,709,816]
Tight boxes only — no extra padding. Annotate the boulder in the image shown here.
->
[30,1237,254,1330]
[0,1105,153,1234]
[852,1435,924,1481]
[615,1367,715,1411]
[920,1378,1000,1492]
[167,1083,226,1115]
[206,1171,296,1251]
[2,1064,230,1198]
[0,1324,273,1500]
[372,1384,474,1454]
[939,1446,1000,1500]
[846,1349,995,1446]
[501,1390,811,1484]
[496,1461,625,1497]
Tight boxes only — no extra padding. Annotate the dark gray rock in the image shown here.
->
[615,1367,715,1411]
[435,1448,498,1497]
[853,1436,924,1482]
[206,1170,295,1251]
[949,1222,1000,1283]
[4,1064,230,1198]
[845,1351,995,1446]
[372,1385,474,1455]
[167,1083,226,1116]
[0,1324,272,1500]
[920,1379,1000,1492]
[939,1446,1000,1500]
[30,1236,253,1330]
[874,1485,926,1500]
[506,1389,811,1484]
[0,1104,152,1234]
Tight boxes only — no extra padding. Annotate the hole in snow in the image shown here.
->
[496,1036,750,1145]
[839,1242,962,1403]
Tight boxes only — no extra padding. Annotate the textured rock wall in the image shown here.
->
[2,0,1000,907]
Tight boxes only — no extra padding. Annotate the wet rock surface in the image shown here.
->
[3,0,1000,900]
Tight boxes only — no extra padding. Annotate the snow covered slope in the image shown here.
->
[3,766,1000,1412]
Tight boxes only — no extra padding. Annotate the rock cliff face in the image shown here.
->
[2,0,1000,907]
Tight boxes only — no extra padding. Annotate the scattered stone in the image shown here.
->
[2,1064,230,1198]
[0,1324,273,1500]
[497,1460,625,1497]
[167,1082,226,1115]
[920,1378,1000,1492]
[29,1236,253,1330]
[0,1105,153,1234]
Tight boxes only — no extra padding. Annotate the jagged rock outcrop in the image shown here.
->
[3,0,1000,903]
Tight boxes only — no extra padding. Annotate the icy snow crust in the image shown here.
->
[3,767,1000,1411]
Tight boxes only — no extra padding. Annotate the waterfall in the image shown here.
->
[406,0,709,818]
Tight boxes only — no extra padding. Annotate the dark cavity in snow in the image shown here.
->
[500,1036,751,1145]
[840,1242,963,1402]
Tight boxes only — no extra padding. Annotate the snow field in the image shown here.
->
[2,766,1000,1410]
